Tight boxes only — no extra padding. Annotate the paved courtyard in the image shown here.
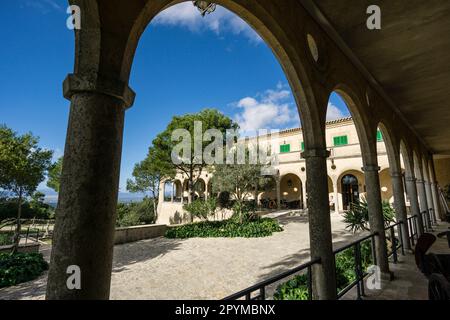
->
[0,212,359,300]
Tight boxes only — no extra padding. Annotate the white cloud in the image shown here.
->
[22,0,63,13]
[326,102,346,121]
[153,2,262,43]
[233,86,299,134]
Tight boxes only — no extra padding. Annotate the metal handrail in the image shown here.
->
[223,258,320,300]
[225,222,404,301]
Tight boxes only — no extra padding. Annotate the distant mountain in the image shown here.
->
[37,188,145,205]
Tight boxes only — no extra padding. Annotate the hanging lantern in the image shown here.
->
[193,1,216,17]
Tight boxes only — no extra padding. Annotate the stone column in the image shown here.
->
[302,149,336,300]
[416,179,430,229]
[362,165,390,275]
[425,181,435,223]
[391,172,411,251]
[302,180,307,210]
[405,176,424,236]
[276,178,281,210]
[46,74,135,300]
[333,179,339,213]
[429,161,443,221]
[431,183,442,221]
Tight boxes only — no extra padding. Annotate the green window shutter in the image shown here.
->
[377,130,383,142]
[333,135,348,146]
[301,142,305,151]
[280,144,290,153]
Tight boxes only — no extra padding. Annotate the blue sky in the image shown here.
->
[0,1,349,194]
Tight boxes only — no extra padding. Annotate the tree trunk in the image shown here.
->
[153,197,158,222]
[12,189,23,254]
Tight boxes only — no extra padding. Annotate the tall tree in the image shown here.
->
[126,147,167,217]
[152,109,238,203]
[211,147,274,222]
[0,125,53,253]
[47,157,63,192]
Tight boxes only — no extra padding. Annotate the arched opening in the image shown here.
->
[163,180,174,202]
[173,180,183,202]
[280,173,303,209]
[193,178,206,201]
[341,174,360,210]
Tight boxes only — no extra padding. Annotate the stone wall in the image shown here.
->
[114,224,167,245]
[0,243,40,254]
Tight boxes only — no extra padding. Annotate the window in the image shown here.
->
[301,141,305,151]
[280,144,290,153]
[333,135,348,146]
[377,130,383,142]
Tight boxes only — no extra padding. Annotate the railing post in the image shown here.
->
[398,223,405,256]
[355,242,362,300]
[390,226,398,263]
[307,265,313,301]
[259,287,265,300]
[371,235,377,266]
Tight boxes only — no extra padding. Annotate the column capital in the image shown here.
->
[405,176,416,182]
[416,179,424,184]
[361,165,380,172]
[63,73,136,108]
[301,148,330,159]
[390,172,403,178]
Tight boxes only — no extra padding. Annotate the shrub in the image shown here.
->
[183,198,217,221]
[165,218,282,239]
[274,241,374,300]
[0,253,48,288]
[0,232,13,246]
[116,198,156,227]
[343,198,395,233]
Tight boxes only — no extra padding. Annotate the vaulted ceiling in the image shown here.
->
[303,0,450,154]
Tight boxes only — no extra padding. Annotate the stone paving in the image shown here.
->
[0,212,359,300]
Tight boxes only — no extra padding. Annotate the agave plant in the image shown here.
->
[343,197,395,234]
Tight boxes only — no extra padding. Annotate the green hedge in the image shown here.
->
[274,241,373,300]
[165,218,283,239]
[0,253,48,288]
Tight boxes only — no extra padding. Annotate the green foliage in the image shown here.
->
[217,191,231,208]
[127,147,164,214]
[0,195,54,221]
[183,198,217,220]
[343,198,396,233]
[0,233,13,246]
[274,241,374,300]
[0,253,48,288]
[0,125,53,197]
[165,218,282,239]
[116,198,156,227]
[47,157,63,192]
[152,109,238,200]
[274,274,309,300]
[231,200,258,223]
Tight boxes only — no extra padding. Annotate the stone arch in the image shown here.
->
[119,0,324,147]
[331,85,377,166]
[280,173,303,209]
[163,180,173,202]
[377,122,401,175]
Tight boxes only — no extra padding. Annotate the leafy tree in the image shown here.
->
[0,125,52,253]
[47,157,63,192]
[210,149,274,223]
[126,147,166,218]
[152,109,238,203]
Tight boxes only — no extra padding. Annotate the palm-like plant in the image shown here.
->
[343,197,395,233]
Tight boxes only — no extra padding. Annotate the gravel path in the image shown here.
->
[0,212,356,300]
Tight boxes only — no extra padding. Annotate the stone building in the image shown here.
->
[158,117,411,224]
